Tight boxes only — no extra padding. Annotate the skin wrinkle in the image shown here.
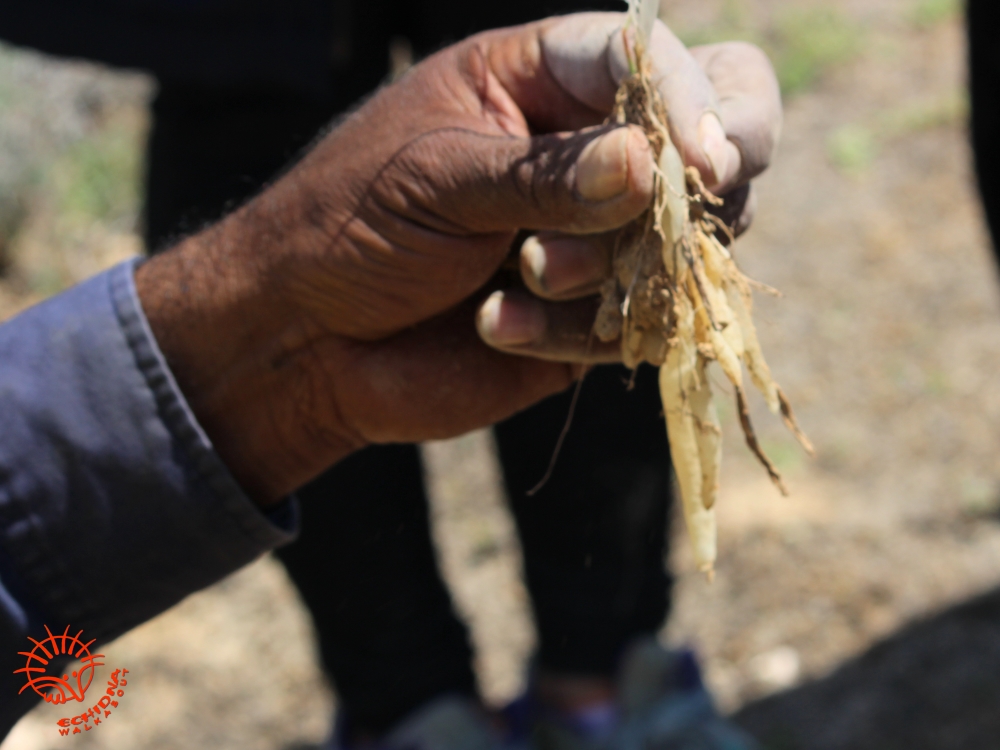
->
[302,189,341,241]
[372,168,461,237]
[442,48,490,121]
[513,142,546,220]
[179,320,350,502]
[492,294,620,363]
[268,314,330,371]
[376,135,502,236]
[688,42,781,187]
[289,243,413,341]
[461,41,531,137]
[304,115,642,256]
[148,228,264,393]
[326,208,510,338]
[444,133,515,225]
[320,126,514,237]
[489,24,602,133]
[342,315,574,444]
[509,127,620,231]
[538,23,618,116]
[507,133,566,227]
[358,123,645,233]
[444,129,535,230]
[367,187,511,272]
[286,338,368,463]
[246,342,366,497]
[336,256,451,328]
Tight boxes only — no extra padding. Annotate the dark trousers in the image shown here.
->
[143,2,674,734]
[970,0,1000,259]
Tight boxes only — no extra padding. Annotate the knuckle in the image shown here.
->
[725,40,772,67]
[511,133,582,224]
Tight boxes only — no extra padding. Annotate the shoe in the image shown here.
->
[505,691,615,750]
[612,639,758,750]
[526,639,759,750]
[329,695,530,750]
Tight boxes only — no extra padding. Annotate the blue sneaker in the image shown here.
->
[326,641,756,750]
[523,639,759,750]
[329,695,530,750]
[611,639,758,750]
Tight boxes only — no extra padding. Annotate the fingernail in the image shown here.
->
[521,237,548,291]
[576,128,630,202]
[698,113,732,188]
[477,291,545,346]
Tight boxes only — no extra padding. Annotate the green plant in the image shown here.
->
[675,0,755,47]
[828,93,968,175]
[51,122,141,225]
[771,8,861,95]
[674,5,862,98]
[876,93,968,137]
[827,125,878,175]
[911,0,961,28]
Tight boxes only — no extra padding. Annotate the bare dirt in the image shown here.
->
[3,1,1000,749]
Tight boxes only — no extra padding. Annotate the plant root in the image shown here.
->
[600,11,812,578]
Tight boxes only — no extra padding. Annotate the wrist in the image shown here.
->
[135,204,367,506]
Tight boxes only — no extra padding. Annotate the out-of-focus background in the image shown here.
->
[4,0,1000,748]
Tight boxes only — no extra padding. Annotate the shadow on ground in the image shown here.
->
[735,586,1000,750]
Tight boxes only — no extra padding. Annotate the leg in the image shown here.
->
[278,445,477,735]
[969,0,1000,258]
[494,364,672,678]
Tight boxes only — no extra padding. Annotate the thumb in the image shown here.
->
[397,123,654,235]
[542,12,742,191]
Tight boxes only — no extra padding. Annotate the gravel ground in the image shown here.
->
[0,42,146,325]
[4,1,1000,748]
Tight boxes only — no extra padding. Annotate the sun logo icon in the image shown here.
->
[14,625,105,705]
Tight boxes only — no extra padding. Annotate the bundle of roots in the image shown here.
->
[599,14,813,577]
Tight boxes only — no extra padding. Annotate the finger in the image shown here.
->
[402,123,654,234]
[706,183,756,244]
[690,42,782,187]
[476,288,621,363]
[733,184,757,237]
[520,232,615,300]
[540,12,740,190]
[336,305,579,444]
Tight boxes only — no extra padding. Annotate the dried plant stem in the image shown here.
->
[593,17,812,577]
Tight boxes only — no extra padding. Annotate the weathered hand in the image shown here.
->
[136,13,664,502]
[477,15,782,363]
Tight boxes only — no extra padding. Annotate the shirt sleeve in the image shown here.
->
[0,259,298,734]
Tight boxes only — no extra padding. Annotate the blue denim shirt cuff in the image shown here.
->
[0,260,299,733]
[109,258,300,554]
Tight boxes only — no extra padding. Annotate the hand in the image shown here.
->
[476,16,782,363]
[136,12,659,503]
[134,12,777,504]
